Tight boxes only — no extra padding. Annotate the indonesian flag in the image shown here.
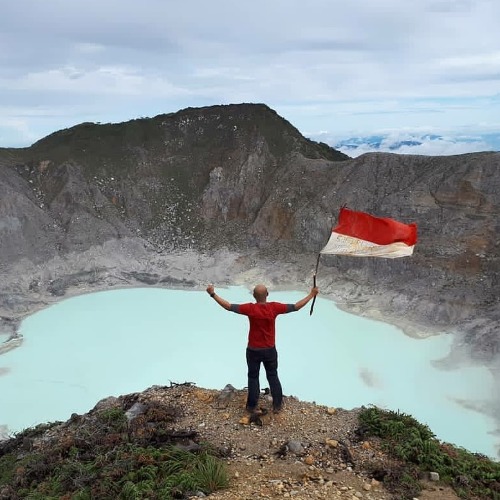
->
[320,208,417,258]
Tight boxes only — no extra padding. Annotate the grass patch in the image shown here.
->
[98,407,128,432]
[359,406,500,499]
[0,442,228,499]
[0,454,17,484]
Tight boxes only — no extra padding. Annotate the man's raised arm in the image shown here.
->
[206,284,232,311]
[294,287,319,311]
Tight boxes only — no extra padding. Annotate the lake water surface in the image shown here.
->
[0,287,496,458]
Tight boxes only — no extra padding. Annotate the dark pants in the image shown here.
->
[246,346,283,411]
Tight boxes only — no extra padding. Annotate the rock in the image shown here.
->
[0,486,15,499]
[239,416,250,425]
[287,440,305,454]
[93,396,119,411]
[216,384,237,407]
[325,438,339,448]
[174,440,201,453]
[124,271,159,285]
[125,402,148,422]
[69,413,81,423]
[22,437,34,451]
[429,471,440,481]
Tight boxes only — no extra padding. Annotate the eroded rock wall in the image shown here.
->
[0,104,498,363]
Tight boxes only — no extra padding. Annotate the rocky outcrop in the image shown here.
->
[0,103,499,366]
[0,384,469,500]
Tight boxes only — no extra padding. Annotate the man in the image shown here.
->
[206,283,319,414]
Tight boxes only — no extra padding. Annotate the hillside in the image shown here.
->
[0,104,499,368]
[4,383,497,500]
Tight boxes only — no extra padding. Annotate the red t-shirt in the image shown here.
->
[231,302,295,348]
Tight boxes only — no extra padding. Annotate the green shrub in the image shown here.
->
[359,406,500,499]
[0,454,16,484]
[98,407,128,432]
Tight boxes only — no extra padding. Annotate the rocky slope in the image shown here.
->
[0,384,467,500]
[0,103,499,366]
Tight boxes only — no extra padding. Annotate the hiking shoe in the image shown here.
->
[246,407,266,416]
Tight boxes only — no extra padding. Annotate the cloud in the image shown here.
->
[0,424,9,440]
[0,118,39,147]
[0,66,191,97]
[0,0,500,146]
[312,129,500,157]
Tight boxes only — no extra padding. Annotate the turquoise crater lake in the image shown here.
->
[0,287,496,458]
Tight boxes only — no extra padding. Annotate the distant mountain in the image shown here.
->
[310,131,500,157]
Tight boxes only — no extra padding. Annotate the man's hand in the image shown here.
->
[294,287,319,311]
[206,285,231,310]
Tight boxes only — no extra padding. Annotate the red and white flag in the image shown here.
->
[320,208,417,258]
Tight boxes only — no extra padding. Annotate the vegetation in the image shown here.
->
[0,406,228,499]
[0,443,227,499]
[23,103,348,172]
[358,406,500,499]
[300,139,350,161]
[2,393,499,499]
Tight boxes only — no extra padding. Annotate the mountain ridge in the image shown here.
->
[0,103,499,368]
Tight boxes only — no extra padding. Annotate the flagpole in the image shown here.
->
[309,208,345,316]
[309,252,321,316]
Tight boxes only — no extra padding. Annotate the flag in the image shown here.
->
[320,208,417,258]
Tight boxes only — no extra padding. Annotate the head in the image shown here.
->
[253,284,268,303]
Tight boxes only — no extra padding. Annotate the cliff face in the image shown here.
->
[0,104,348,256]
[0,103,499,363]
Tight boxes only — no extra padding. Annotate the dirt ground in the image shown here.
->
[1,383,460,500]
[140,384,460,500]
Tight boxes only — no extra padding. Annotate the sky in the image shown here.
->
[1,0,500,155]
